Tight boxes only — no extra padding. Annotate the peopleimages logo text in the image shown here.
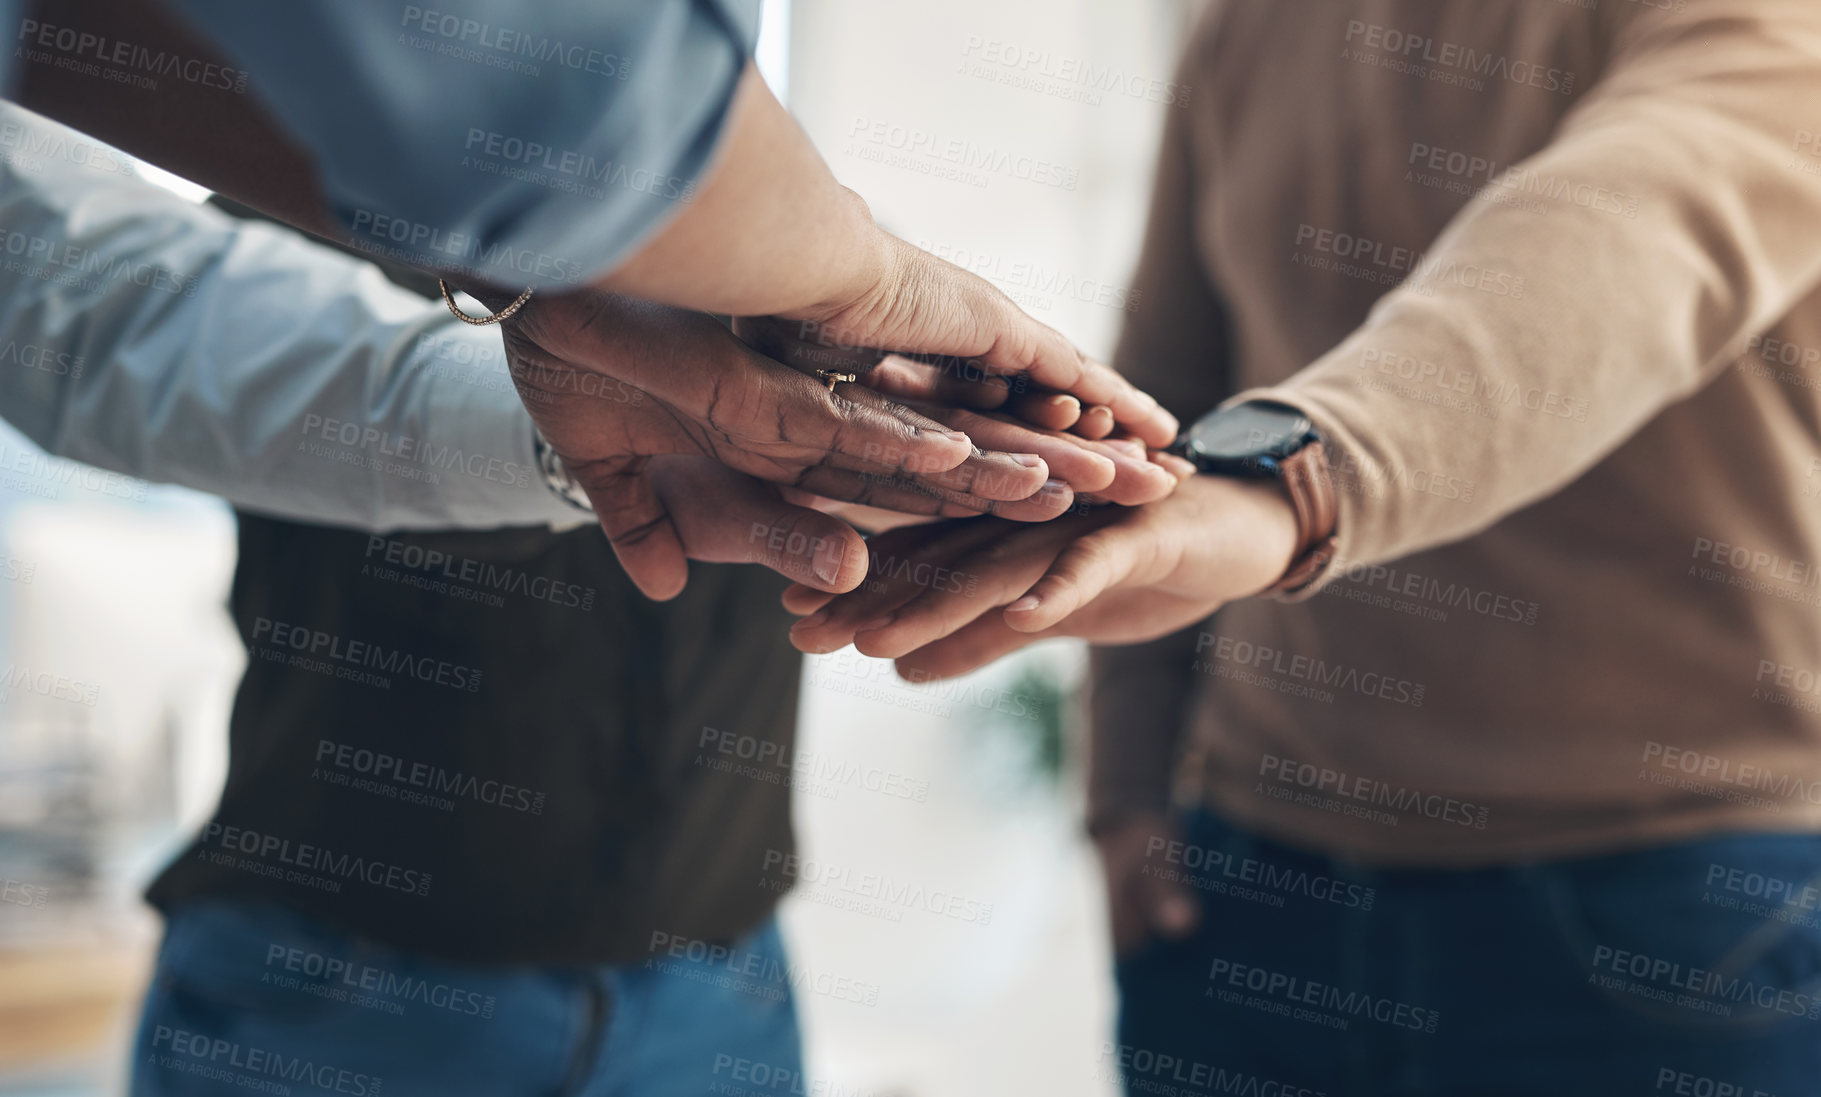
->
[364,535,595,611]
[315,738,546,815]
[265,943,496,1018]
[1146,835,1375,911]
[1208,957,1440,1033]
[1641,740,1821,806]
[463,129,693,201]
[400,5,633,79]
[1196,633,1426,707]
[252,616,483,693]
[346,210,586,284]
[1343,21,1575,95]
[200,823,431,897]
[16,20,249,92]
[0,229,199,297]
[1590,945,1821,1020]
[150,1026,377,1095]
[300,414,531,488]
[1258,753,1489,829]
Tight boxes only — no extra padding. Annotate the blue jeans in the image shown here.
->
[131,902,802,1097]
[1114,811,1821,1097]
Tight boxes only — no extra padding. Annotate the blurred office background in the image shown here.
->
[0,2,1196,1093]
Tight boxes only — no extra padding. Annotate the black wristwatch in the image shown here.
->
[1169,401,1339,594]
[1169,400,1317,475]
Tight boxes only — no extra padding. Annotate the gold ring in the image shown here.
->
[816,369,858,392]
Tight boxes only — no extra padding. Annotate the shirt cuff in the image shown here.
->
[401,317,595,531]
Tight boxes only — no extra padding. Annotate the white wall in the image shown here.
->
[780,5,1194,1093]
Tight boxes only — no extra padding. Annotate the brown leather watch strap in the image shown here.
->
[1263,440,1339,596]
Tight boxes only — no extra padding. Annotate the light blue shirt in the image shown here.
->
[0,103,585,532]
[148,0,762,288]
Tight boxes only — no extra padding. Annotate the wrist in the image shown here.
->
[1175,475,1299,600]
[795,206,898,324]
[1227,477,1302,593]
[1173,400,1339,595]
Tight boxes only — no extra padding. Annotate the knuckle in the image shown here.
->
[1068,539,1113,576]
[978,539,1020,565]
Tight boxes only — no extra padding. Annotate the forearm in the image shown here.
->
[597,65,889,317]
[18,10,920,337]
[18,0,1177,441]
[1242,0,1821,583]
[0,108,580,531]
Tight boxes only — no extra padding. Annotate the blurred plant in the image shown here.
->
[968,659,1070,790]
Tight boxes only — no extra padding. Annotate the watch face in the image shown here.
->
[1186,402,1313,462]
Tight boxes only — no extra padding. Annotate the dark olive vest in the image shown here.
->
[147,515,801,965]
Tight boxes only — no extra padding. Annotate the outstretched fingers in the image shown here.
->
[893,614,1059,681]
[792,465,1074,524]
[965,291,1178,448]
[787,518,1014,654]
[864,355,1016,413]
[851,516,1111,658]
[782,372,978,478]
[648,458,870,592]
[1003,523,1157,633]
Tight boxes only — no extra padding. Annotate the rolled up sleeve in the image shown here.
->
[164,0,760,288]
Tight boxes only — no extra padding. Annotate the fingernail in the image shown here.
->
[813,541,844,585]
[1048,395,1075,407]
[1007,595,1041,613]
[855,614,895,633]
[941,431,971,444]
[1011,453,1044,468]
[794,609,829,630]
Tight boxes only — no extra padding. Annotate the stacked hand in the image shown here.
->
[472,179,1297,643]
[731,234,1173,444]
[782,473,1301,677]
[488,286,1183,599]
[448,76,1208,602]
[479,176,1302,967]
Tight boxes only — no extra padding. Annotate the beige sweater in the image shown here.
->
[1090,0,1821,864]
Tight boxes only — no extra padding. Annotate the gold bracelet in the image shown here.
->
[439,280,534,326]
